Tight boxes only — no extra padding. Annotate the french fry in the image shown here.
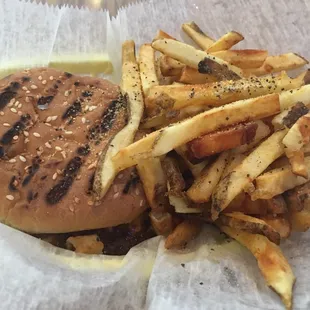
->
[207,31,244,53]
[288,198,310,232]
[212,49,268,69]
[222,153,246,180]
[188,122,259,159]
[178,66,218,84]
[149,210,174,235]
[160,55,185,76]
[151,39,244,77]
[187,151,230,203]
[211,130,288,220]
[165,219,203,249]
[112,94,280,171]
[154,29,176,41]
[139,44,159,96]
[137,157,168,210]
[251,157,310,200]
[94,40,144,198]
[286,182,310,212]
[154,55,177,86]
[146,71,307,115]
[219,225,295,310]
[265,196,288,214]
[218,212,280,244]
[259,215,291,239]
[244,53,308,76]
[282,112,310,178]
[182,22,215,50]
[66,235,104,255]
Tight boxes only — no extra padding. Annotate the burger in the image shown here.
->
[0,68,155,255]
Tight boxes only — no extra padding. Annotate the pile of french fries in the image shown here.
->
[96,21,310,310]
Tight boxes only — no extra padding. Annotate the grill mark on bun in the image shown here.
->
[1,114,31,145]
[22,158,40,186]
[37,96,54,110]
[9,176,18,191]
[0,146,4,158]
[88,95,127,142]
[62,100,82,120]
[0,81,20,110]
[77,144,90,156]
[46,156,83,205]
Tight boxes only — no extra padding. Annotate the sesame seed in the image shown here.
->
[113,193,120,199]
[64,90,70,96]
[84,105,89,112]
[6,195,14,201]
[45,142,52,149]
[113,185,118,193]
[25,97,30,103]
[18,103,22,109]
[55,146,62,151]
[7,101,14,108]
[57,169,62,174]
[118,173,124,179]
[30,85,38,90]
[88,200,94,206]
[65,131,73,135]
[46,116,52,122]
[3,123,10,127]
[82,117,86,124]
[52,172,58,180]
[22,86,28,91]
[10,108,17,113]
[44,123,51,127]
[61,151,67,159]
[135,188,140,195]
[89,106,97,111]
[25,138,29,143]
[14,101,19,107]
[76,174,81,180]
[33,132,41,138]
[0,111,4,116]
[49,76,54,81]
[74,197,80,203]
[69,205,74,212]
[23,131,29,137]
[8,158,16,163]
[38,76,43,81]
[140,200,144,206]
[64,143,69,148]
[13,136,18,140]
[26,91,30,94]
[19,155,26,162]
[87,161,97,170]
[18,111,23,116]
[51,116,58,121]
[42,80,47,85]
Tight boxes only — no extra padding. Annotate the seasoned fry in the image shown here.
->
[182,22,215,50]
[218,212,280,244]
[154,29,177,41]
[146,71,305,115]
[94,40,144,198]
[187,152,230,203]
[188,122,259,159]
[219,226,295,310]
[66,235,104,255]
[163,156,185,194]
[212,49,268,69]
[152,39,244,77]
[212,130,288,220]
[244,53,308,76]
[165,219,202,249]
[139,44,159,96]
[222,153,246,180]
[251,157,310,200]
[178,66,218,84]
[168,192,202,213]
[112,94,280,171]
[160,55,185,76]
[282,112,310,177]
[207,31,244,53]
[286,181,310,212]
[137,157,168,210]
[259,215,291,239]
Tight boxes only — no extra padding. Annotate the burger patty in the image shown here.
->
[0,68,147,233]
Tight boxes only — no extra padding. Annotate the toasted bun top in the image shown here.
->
[0,68,147,233]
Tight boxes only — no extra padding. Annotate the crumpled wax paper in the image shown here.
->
[1,0,310,309]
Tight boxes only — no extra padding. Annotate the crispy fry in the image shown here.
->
[212,49,268,69]
[187,152,230,203]
[152,39,244,77]
[288,198,310,232]
[168,192,202,213]
[94,40,144,198]
[113,94,280,171]
[212,130,288,220]
[160,55,185,76]
[259,215,291,239]
[219,225,295,310]
[265,196,288,214]
[222,153,246,180]
[286,181,310,212]
[207,31,244,53]
[139,44,159,96]
[282,112,310,177]
[163,156,185,194]
[165,219,202,249]
[66,235,104,255]
[149,210,174,235]
[154,29,176,41]
[188,122,259,159]
[146,71,305,115]
[182,22,215,50]
[218,212,280,244]
[244,53,308,76]
[178,66,218,84]
[251,157,310,200]
[137,157,168,210]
